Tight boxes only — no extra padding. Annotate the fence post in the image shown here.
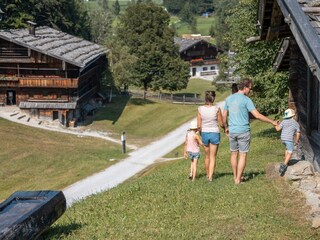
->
[194,93,197,104]
[183,95,185,104]
[171,93,173,102]
[121,131,126,154]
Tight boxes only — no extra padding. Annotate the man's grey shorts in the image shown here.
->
[229,131,251,153]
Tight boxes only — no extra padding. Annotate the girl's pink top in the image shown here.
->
[186,131,200,153]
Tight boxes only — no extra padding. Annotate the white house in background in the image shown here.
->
[174,36,222,79]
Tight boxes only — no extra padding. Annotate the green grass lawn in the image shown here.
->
[173,16,216,37]
[0,118,125,201]
[89,78,226,147]
[0,79,225,200]
[45,120,319,239]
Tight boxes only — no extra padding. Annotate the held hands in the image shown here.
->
[184,152,188,159]
[224,127,229,136]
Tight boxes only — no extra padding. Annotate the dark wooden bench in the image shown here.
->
[0,191,66,240]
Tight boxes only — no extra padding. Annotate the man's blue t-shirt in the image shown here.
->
[224,93,256,134]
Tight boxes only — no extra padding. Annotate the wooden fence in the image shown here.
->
[128,90,205,104]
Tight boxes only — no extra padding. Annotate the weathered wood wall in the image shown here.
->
[289,39,320,170]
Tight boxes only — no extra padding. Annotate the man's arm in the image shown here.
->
[250,109,278,126]
[217,108,225,129]
[222,109,229,134]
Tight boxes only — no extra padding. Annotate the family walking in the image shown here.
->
[184,78,294,184]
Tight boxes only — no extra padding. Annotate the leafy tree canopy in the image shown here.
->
[0,0,91,39]
[163,0,214,15]
[214,0,288,115]
[110,2,189,93]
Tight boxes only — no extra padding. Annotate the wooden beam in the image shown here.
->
[302,7,320,13]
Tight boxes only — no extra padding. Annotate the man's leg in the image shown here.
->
[235,152,247,184]
[230,151,238,183]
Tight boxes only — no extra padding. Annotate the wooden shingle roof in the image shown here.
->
[174,37,207,52]
[0,26,108,69]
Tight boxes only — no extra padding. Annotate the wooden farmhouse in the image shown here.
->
[0,24,107,126]
[257,0,320,170]
[174,37,221,78]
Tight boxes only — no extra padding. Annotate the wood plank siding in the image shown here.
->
[257,0,320,170]
[0,26,107,126]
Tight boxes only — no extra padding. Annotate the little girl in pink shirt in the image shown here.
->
[184,120,203,181]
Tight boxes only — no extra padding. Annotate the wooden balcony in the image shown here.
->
[0,75,78,88]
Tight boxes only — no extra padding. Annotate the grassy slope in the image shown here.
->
[0,118,124,200]
[173,16,216,38]
[0,79,218,200]
[45,120,320,239]
[89,78,222,146]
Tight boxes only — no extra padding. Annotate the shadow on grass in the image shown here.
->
[84,96,155,126]
[251,127,279,138]
[42,222,82,239]
[129,98,155,105]
[197,170,265,182]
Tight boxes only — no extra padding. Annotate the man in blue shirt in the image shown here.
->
[223,78,278,184]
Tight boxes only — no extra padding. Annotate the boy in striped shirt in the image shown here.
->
[275,108,301,176]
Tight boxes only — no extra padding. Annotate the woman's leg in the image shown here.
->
[203,145,210,178]
[208,144,219,181]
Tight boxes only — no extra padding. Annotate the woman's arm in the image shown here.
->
[217,108,225,129]
[197,111,202,133]
[195,134,204,147]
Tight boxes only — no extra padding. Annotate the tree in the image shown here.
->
[163,0,185,15]
[213,0,238,50]
[179,2,195,25]
[0,0,91,40]
[112,0,121,16]
[112,2,189,96]
[214,0,288,115]
[88,8,112,44]
[107,40,138,89]
[99,0,109,10]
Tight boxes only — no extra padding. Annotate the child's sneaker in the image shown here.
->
[279,163,287,176]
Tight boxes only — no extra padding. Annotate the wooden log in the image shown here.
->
[0,191,66,240]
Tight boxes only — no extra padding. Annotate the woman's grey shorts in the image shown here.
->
[229,131,251,153]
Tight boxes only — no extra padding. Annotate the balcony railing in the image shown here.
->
[0,48,29,57]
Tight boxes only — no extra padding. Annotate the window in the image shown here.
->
[203,67,208,71]
[210,66,216,70]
